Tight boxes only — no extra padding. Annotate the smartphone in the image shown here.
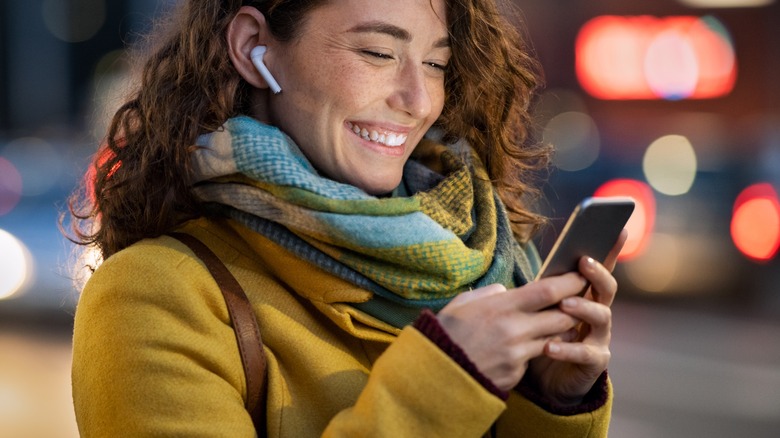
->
[535,197,635,281]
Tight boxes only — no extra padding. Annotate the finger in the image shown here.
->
[504,273,588,312]
[544,340,610,371]
[448,283,507,307]
[557,327,580,343]
[491,339,549,391]
[579,257,618,306]
[542,326,580,345]
[602,229,628,272]
[520,309,580,340]
[559,296,612,342]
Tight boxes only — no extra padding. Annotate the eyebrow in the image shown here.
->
[347,21,450,49]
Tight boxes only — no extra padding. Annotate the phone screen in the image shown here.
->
[535,197,635,280]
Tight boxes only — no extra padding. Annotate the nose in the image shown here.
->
[387,62,435,120]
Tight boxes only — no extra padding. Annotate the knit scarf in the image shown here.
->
[192,116,538,328]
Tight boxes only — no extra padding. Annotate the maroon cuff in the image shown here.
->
[516,370,610,416]
[412,309,509,401]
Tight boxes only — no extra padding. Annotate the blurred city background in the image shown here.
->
[1,0,778,436]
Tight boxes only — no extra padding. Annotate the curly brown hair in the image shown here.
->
[67,0,549,261]
[441,0,549,241]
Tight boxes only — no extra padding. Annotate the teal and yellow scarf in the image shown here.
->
[193,116,539,327]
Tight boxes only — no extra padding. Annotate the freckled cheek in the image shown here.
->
[330,80,381,116]
[425,77,446,112]
[336,61,393,98]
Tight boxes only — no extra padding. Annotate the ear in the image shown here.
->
[227,6,275,90]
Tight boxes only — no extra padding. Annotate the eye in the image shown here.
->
[362,50,394,60]
[426,61,448,71]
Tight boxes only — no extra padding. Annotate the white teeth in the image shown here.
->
[347,122,407,147]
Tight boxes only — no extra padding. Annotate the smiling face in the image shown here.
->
[259,0,450,195]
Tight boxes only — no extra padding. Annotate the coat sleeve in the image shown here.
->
[321,326,506,437]
[71,243,258,437]
[494,382,613,437]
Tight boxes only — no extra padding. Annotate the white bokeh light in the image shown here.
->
[624,233,680,293]
[643,135,698,196]
[645,30,700,100]
[0,229,33,300]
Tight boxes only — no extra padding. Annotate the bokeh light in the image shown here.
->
[594,179,656,260]
[2,137,64,197]
[543,111,601,172]
[731,183,780,262]
[535,89,590,118]
[576,16,651,100]
[643,135,698,196]
[576,15,736,100]
[42,0,107,43]
[89,50,133,139]
[644,30,700,100]
[0,158,23,216]
[624,233,680,293]
[677,0,775,7]
[0,229,33,300]
[623,231,738,295]
[689,17,738,98]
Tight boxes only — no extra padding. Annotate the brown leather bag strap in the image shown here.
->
[169,232,267,432]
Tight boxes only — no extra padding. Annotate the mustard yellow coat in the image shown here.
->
[72,217,612,437]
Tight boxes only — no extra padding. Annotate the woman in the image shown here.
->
[70,0,625,436]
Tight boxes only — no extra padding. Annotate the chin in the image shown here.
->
[357,174,403,196]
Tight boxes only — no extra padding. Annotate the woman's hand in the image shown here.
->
[525,229,628,405]
[436,230,627,400]
[436,272,590,392]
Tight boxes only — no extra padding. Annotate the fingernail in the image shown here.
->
[548,343,561,354]
[562,297,578,307]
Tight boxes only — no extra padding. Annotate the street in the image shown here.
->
[610,300,780,437]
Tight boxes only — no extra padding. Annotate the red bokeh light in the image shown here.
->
[731,183,780,262]
[0,157,23,216]
[576,15,737,100]
[594,179,656,260]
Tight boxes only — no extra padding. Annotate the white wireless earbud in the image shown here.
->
[250,46,282,94]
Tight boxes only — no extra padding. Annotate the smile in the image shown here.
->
[346,122,408,147]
